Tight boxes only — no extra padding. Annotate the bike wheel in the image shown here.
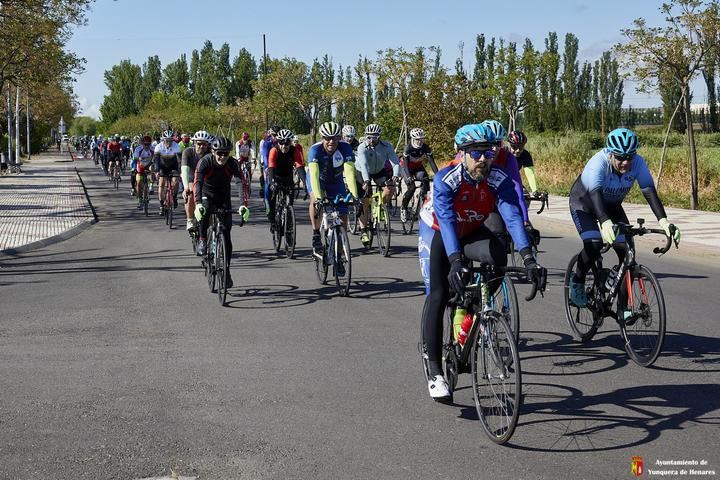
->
[401,194,415,235]
[216,231,228,306]
[563,254,601,342]
[333,227,352,296]
[471,311,522,445]
[314,229,329,285]
[272,210,282,253]
[348,204,360,235]
[284,205,296,259]
[207,231,217,293]
[489,275,520,343]
[377,204,391,257]
[618,265,666,367]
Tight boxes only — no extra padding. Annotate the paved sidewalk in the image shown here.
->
[0,150,96,254]
[529,194,720,258]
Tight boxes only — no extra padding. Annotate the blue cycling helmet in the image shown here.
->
[481,119,506,142]
[455,124,496,149]
[606,128,638,155]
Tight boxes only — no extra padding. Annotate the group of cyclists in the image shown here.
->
[81,119,682,403]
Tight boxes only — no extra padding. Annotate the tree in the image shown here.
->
[99,60,143,125]
[560,33,580,129]
[215,43,233,106]
[230,48,257,100]
[616,0,720,209]
[702,55,718,131]
[193,41,217,107]
[162,54,189,96]
[69,116,98,136]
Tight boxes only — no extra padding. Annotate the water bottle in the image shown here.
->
[605,266,619,292]
[452,308,466,341]
[458,312,474,346]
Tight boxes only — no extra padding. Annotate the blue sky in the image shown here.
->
[68,0,703,120]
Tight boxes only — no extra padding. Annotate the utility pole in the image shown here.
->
[26,91,30,160]
[7,86,12,165]
[15,85,20,163]
[263,34,268,131]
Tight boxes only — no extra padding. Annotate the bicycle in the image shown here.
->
[313,195,355,297]
[201,206,231,306]
[111,159,122,190]
[137,170,151,216]
[236,159,253,208]
[271,183,296,259]
[509,190,548,267]
[419,263,542,444]
[293,165,308,200]
[361,181,392,257]
[399,177,431,235]
[563,218,678,367]
[160,173,179,229]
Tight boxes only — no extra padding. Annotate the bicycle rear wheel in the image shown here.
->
[272,212,282,253]
[348,204,360,235]
[471,311,521,445]
[216,231,228,306]
[490,275,520,343]
[333,227,352,296]
[377,204,391,257]
[401,194,416,235]
[207,230,217,293]
[563,254,601,342]
[314,229,328,285]
[618,264,666,367]
[284,205,296,259]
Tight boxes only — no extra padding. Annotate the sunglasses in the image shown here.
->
[322,136,340,141]
[214,151,230,157]
[614,153,633,162]
[366,134,380,140]
[278,140,291,146]
[196,142,209,147]
[510,144,524,150]
[466,149,496,160]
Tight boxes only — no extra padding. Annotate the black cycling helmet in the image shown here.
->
[211,136,232,152]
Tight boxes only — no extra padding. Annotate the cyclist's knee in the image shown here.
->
[582,238,603,261]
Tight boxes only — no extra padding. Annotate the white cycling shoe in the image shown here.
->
[427,375,451,400]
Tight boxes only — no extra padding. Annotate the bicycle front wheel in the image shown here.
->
[207,231,217,293]
[618,264,666,367]
[333,227,352,296]
[563,254,601,342]
[284,205,296,259]
[490,275,520,343]
[377,204,391,257]
[471,311,522,445]
[216,231,228,306]
[348,204,360,235]
[271,212,282,253]
[314,229,328,285]
[401,194,416,235]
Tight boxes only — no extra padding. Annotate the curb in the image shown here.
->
[0,217,97,256]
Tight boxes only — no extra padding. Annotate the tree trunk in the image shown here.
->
[683,86,699,209]
[657,92,684,191]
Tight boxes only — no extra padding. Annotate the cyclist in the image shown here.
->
[194,136,241,288]
[418,123,546,400]
[307,121,359,254]
[258,130,268,197]
[178,133,191,153]
[342,125,359,152]
[507,130,539,194]
[400,127,438,223]
[182,130,213,231]
[355,123,400,245]
[133,135,155,209]
[235,131,256,201]
[261,125,281,207]
[107,134,123,178]
[568,127,681,307]
[267,128,303,225]
[153,130,182,214]
[121,136,132,165]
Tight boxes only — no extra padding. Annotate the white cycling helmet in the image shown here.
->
[161,130,174,140]
[365,123,382,136]
[410,128,425,140]
[319,121,341,138]
[192,130,214,142]
[276,128,293,141]
[342,125,356,137]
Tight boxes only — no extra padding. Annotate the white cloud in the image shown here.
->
[77,96,101,120]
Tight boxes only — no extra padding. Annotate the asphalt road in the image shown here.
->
[1,159,719,480]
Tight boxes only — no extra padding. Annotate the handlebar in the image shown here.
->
[606,219,679,255]
[316,194,356,209]
[523,191,549,214]
[450,264,544,306]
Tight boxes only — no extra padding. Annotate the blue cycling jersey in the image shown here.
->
[575,149,654,206]
[307,141,355,184]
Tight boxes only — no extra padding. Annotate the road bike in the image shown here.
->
[509,190,548,267]
[313,195,355,297]
[236,159,253,208]
[201,206,231,306]
[293,165,308,200]
[358,181,392,257]
[563,218,678,367]
[160,173,179,229]
[271,182,296,259]
[399,177,431,235]
[137,170,151,216]
[111,159,122,190]
[419,263,542,444]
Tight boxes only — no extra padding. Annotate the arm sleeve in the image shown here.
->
[387,145,400,177]
[309,162,323,198]
[194,160,206,204]
[355,145,370,182]
[522,166,538,192]
[642,187,667,220]
[426,146,438,174]
[506,154,530,223]
[400,145,411,180]
[268,148,278,169]
[181,166,191,190]
[432,175,461,258]
[344,162,359,198]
